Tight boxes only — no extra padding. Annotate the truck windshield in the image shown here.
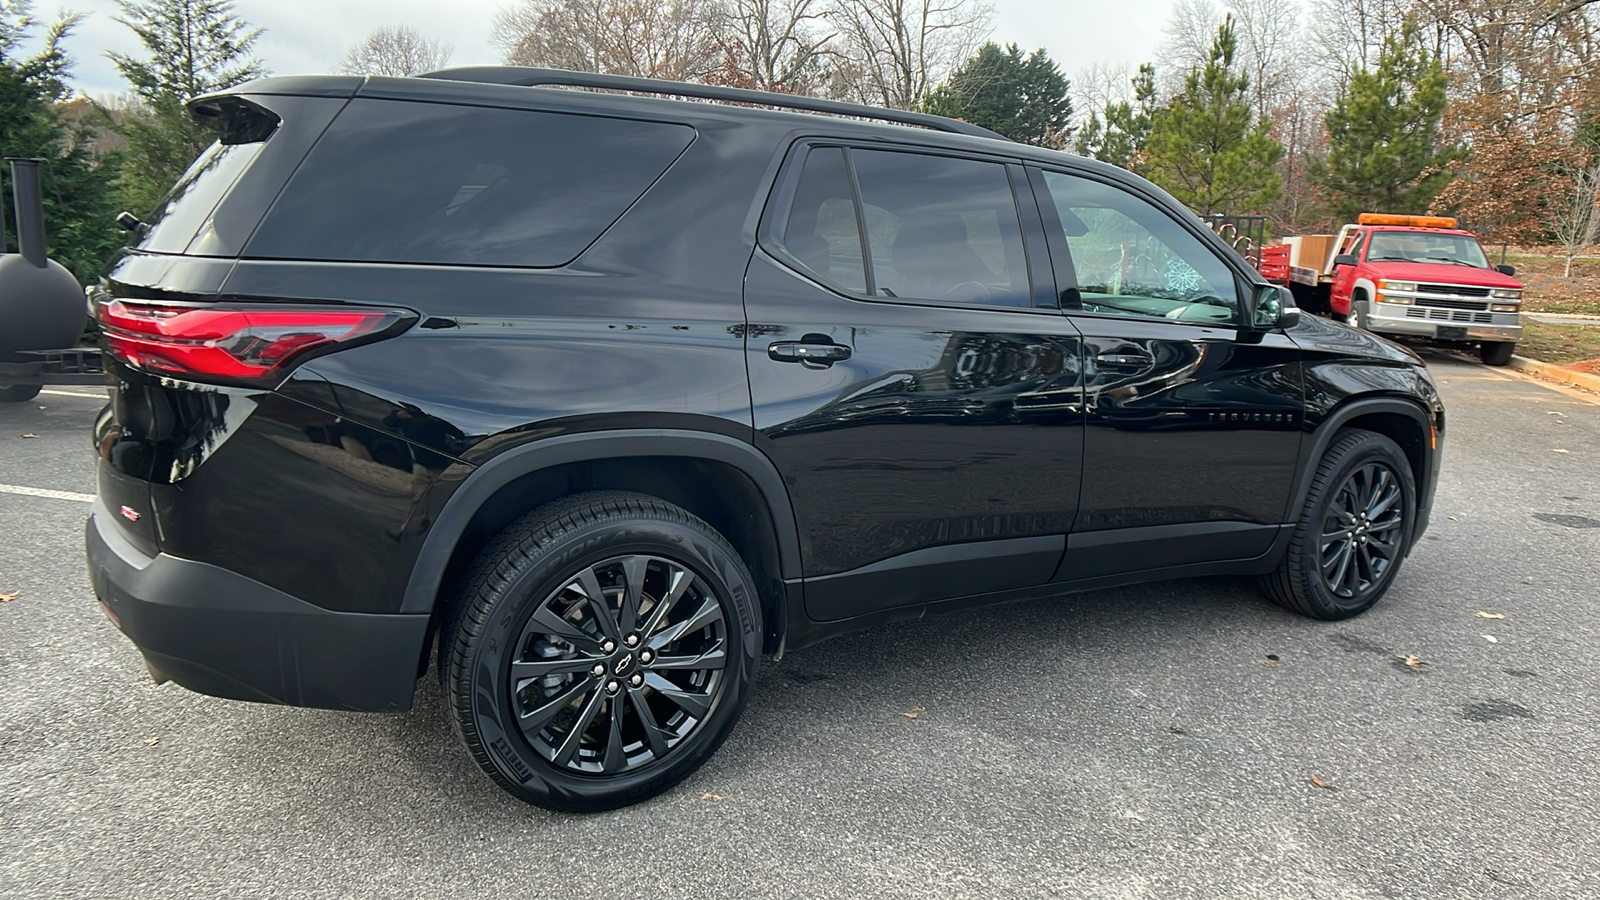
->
[1365,232,1490,268]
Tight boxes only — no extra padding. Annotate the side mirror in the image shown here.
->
[1253,283,1300,330]
[1333,253,1358,268]
[1495,264,1516,277]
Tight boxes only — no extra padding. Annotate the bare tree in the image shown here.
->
[493,0,729,82]
[719,0,834,92]
[1157,0,1222,93]
[826,0,992,109]
[340,25,453,77]
[1072,60,1132,119]
[1548,160,1600,277]
[1159,0,1302,116]
[1306,0,1415,91]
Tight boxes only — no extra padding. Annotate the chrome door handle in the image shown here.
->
[769,341,851,368]
[1095,350,1154,371]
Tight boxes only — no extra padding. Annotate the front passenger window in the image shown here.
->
[1038,171,1240,325]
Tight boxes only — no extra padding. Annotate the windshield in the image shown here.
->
[1365,232,1490,268]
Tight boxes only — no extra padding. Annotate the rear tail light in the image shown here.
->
[96,300,410,386]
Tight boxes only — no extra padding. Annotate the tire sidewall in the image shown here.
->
[1300,434,1417,617]
[461,515,761,811]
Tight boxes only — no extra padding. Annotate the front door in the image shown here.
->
[744,143,1086,622]
[1029,167,1305,580]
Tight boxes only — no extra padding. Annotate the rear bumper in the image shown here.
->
[86,500,428,712]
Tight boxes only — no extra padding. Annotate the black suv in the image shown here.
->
[86,68,1443,811]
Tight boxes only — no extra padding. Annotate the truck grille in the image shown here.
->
[1414,297,1489,311]
[1420,284,1490,298]
[1405,308,1494,323]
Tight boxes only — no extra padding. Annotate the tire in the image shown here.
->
[1260,429,1417,620]
[0,383,42,403]
[442,490,762,812]
[1479,341,1515,366]
[1346,300,1366,331]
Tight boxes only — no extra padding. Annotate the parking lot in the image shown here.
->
[2,350,1597,899]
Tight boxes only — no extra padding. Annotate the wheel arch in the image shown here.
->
[403,430,802,656]
[1292,396,1435,547]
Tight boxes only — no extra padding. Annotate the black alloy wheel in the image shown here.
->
[1317,462,1405,600]
[444,491,761,812]
[508,554,729,775]
[1261,429,1417,619]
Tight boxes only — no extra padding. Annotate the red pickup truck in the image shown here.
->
[1281,214,1523,365]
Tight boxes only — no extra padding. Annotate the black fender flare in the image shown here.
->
[1287,396,1436,540]
[399,429,803,615]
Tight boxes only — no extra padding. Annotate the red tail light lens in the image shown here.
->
[96,300,409,386]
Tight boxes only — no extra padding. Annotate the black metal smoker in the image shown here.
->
[0,157,106,401]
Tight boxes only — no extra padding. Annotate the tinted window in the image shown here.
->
[1039,171,1240,325]
[247,100,694,267]
[137,142,263,254]
[850,150,1031,307]
[779,147,867,293]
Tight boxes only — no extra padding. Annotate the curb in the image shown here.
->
[1509,355,1600,393]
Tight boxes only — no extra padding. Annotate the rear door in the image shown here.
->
[744,143,1086,622]
[1028,166,1304,580]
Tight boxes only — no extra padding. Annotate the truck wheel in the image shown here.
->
[1479,342,1515,366]
[1346,302,1366,331]
[442,490,761,812]
[0,384,42,402]
[1260,429,1416,620]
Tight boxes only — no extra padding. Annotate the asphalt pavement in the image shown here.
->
[2,355,1598,899]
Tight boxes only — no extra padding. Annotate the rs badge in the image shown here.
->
[119,505,141,522]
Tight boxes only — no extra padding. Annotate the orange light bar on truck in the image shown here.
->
[1357,213,1458,228]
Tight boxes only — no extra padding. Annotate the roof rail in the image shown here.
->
[417,67,1011,142]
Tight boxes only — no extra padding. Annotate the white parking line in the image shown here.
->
[0,483,95,503]
[40,389,107,399]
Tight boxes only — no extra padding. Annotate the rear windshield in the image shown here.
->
[245,99,695,267]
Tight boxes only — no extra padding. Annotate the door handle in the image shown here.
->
[1094,350,1154,371]
[769,340,851,368]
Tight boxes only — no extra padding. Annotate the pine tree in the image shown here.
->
[923,43,1072,147]
[1320,18,1454,221]
[1075,63,1157,169]
[1142,17,1282,215]
[0,4,124,282]
[109,0,265,214]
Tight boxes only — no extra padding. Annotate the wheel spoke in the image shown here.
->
[645,672,712,719]
[1324,540,1353,595]
[1366,516,1403,533]
[641,564,695,637]
[651,642,727,672]
[571,567,621,643]
[628,685,671,759]
[551,682,608,766]
[518,675,594,732]
[510,657,596,681]
[647,595,724,650]
[602,695,627,772]
[619,556,649,636]
[529,604,603,651]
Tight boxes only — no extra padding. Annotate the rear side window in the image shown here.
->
[246,100,694,267]
[780,147,867,294]
[137,142,263,254]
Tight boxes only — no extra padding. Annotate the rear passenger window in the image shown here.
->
[246,100,693,267]
[850,150,1030,307]
[780,147,867,293]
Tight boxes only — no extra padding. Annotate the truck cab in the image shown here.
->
[1326,214,1523,366]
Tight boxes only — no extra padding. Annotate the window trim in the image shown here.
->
[759,139,1058,315]
[1026,164,1253,330]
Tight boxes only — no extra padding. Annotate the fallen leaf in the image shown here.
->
[1579,626,1591,634]
[1262,661,1278,668]
[1553,449,1569,453]
[143,737,159,746]
[0,590,19,602]
[1310,774,1337,790]
[1548,410,1567,416]
[1447,516,1459,521]
[1482,634,1499,644]
[699,792,724,802]
[1475,612,1507,620]
[900,706,923,720]
[21,433,37,439]
[1400,654,1425,667]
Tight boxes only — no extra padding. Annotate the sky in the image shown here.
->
[24,0,1179,101]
